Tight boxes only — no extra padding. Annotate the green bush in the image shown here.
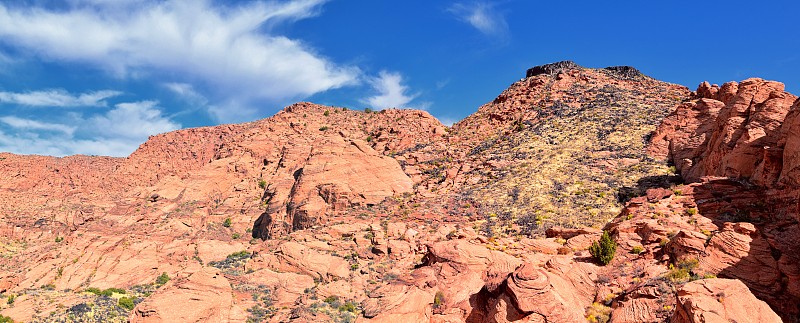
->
[118,296,135,310]
[155,272,170,286]
[323,295,339,304]
[223,217,232,227]
[232,233,241,239]
[101,287,126,297]
[589,231,617,265]
[364,108,373,113]
[257,179,267,189]
[0,314,15,323]
[55,236,64,243]
[6,294,15,305]
[84,287,102,295]
[323,110,330,116]
[631,246,644,254]
[319,126,329,131]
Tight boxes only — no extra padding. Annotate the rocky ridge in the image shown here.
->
[0,62,796,322]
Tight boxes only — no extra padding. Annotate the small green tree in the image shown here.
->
[589,231,617,265]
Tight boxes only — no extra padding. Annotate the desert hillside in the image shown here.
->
[1,62,798,323]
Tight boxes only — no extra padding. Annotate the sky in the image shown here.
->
[0,0,797,157]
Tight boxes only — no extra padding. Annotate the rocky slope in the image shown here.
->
[0,62,796,322]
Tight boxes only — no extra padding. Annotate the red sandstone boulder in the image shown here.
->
[672,278,781,323]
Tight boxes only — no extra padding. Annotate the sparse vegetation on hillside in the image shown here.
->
[451,73,688,235]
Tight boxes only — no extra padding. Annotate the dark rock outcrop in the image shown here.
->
[604,66,643,79]
[525,60,582,77]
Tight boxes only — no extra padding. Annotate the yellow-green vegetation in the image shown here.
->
[459,76,686,235]
[222,217,232,227]
[631,246,644,254]
[433,291,445,308]
[585,302,612,323]
[589,231,617,265]
[257,179,267,189]
[0,240,26,259]
[84,287,126,297]
[117,297,135,310]
[665,258,700,283]
[0,314,14,323]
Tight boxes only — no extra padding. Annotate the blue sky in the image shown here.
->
[0,0,797,156]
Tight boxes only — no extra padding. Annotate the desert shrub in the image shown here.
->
[258,179,267,189]
[223,218,232,227]
[118,296,135,310]
[232,233,241,239]
[323,110,330,116]
[55,236,64,243]
[338,301,357,313]
[364,108,373,113]
[319,126,329,131]
[84,287,102,295]
[6,294,15,305]
[228,250,250,259]
[100,287,126,297]
[433,291,445,308]
[324,295,339,304]
[585,302,611,323]
[155,272,170,286]
[631,246,644,254]
[589,231,617,265]
[0,314,14,323]
[666,258,699,283]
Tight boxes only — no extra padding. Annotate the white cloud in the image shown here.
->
[0,0,359,122]
[0,89,121,107]
[448,2,508,37]
[0,100,179,157]
[90,101,180,140]
[0,116,76,135]
[164,82,208,106]
[363,71,420,110]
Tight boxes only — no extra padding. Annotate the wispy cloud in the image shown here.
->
[164,82,208,106]
[0,89,122,107]
[0,0,358,122]
[363,71,421,110]
[448,2,509,38]
[0,100,179,156]
[0,116,76,136]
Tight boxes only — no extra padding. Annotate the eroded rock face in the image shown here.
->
[672,279,781,323]
[650,79,799,186]
[130,268,235,323]
[253,135,414,238]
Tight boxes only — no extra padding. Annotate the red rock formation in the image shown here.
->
[672,279,781,323]
[650,79,799,186]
